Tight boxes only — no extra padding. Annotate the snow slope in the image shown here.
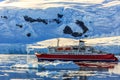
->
[27,36,120,54]
[0,0,120,43]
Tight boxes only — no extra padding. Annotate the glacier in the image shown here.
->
[0,0,120,54]
[0,0,120,43]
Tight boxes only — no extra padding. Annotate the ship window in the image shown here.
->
[73,47,78,50]
[80,47,85,50]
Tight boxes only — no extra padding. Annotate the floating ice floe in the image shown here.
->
[109,63,120,74]
[11,61,80,70]
[11,63,38,69]
[38,61,80,70]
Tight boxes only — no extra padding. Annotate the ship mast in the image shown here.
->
[78,40,80,53]
[57,38,60,47]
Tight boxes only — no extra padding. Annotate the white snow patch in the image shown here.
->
[0,0,104,8]
[102,1,120,7]
[109,63,120,74]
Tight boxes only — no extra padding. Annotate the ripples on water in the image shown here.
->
[0,54,120,80]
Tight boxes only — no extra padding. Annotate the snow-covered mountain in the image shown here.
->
[0,0,120,43]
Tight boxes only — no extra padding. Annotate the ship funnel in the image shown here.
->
[79,40,85,47]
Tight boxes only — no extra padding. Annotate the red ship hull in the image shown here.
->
[35,53,118,62]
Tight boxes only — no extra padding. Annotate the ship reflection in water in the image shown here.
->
[0,54,120,80]
[61,62,118,80]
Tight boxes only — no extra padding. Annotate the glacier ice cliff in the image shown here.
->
[0,0,120,43]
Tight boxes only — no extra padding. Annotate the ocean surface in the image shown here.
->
[0,54,120,80]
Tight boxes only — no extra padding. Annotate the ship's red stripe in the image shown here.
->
[36,53,118,62]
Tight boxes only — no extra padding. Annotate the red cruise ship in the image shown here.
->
[35,39,118,62]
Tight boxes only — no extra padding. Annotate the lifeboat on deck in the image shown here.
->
[57,47,72,51]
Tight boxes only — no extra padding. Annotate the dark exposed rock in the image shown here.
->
[26,33,31,37]
[24,15,62,24]
[63,20,89,37]
[63,25,86,37]
[84,35,88,37]
[53,19,61,24]
[24,16,48,24]
[75,20,88,33]
[72,32,82,37]
[89,21,92,23]
[24,16,35,22]
[57,13,63,18]
[63,26,73,34]
[37,18,48,24]
[16,24,23,28]
[1,16,8,19]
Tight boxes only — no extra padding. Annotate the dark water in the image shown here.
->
[0,54,120,80]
